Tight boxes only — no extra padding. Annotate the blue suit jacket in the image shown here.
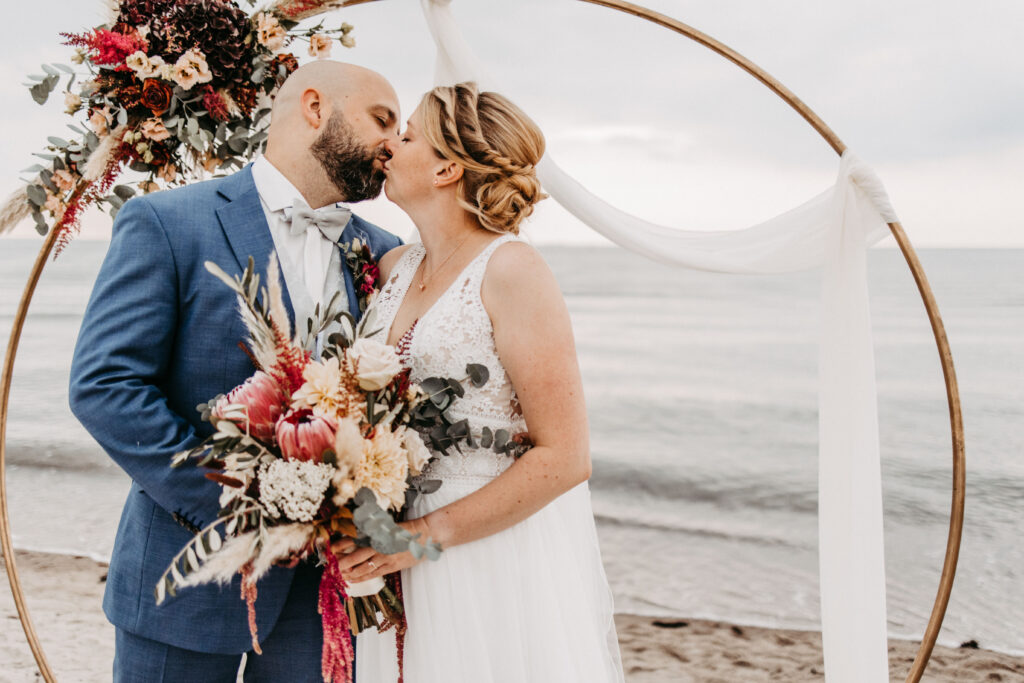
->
[69,165,402,654]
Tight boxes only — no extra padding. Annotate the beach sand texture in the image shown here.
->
[1,551,1021,682]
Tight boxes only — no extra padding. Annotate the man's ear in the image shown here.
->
[434,160,463,188]
[300,88,324,129]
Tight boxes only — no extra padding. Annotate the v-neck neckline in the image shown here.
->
[384,235,508,348]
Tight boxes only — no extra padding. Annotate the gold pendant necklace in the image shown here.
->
[418,233,474,292]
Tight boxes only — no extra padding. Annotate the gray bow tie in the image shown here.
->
[287,197,351,243]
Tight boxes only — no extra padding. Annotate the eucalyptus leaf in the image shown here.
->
[445,378,465,398]
[41,64,59,76]
[466,363,489,387]
[113,184,135,201]
[25,184,46,206]
[446,419,470,441]
[116,108,128,126]
[417,479,442,494]
[47,136,69,148]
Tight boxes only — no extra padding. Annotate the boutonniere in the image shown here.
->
[342,237,381,313]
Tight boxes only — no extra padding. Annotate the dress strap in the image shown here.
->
[462,233,519,288]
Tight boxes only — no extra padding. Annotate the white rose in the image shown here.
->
[401,427,432,476]
[125,50,149,76]
[348,338,402,391]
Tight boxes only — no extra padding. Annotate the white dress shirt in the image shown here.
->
[250,156,349,330]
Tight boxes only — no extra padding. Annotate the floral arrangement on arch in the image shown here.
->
[0,0,357,253]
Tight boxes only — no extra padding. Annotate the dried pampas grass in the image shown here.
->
[0,187,32,235]
[83,125,126,182]
[268,0,348,21]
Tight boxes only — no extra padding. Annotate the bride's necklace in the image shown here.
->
[418,232,474,292]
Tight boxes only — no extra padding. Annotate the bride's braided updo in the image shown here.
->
[420,82,547,235]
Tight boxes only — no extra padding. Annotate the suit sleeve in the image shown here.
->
[69,197,221,529]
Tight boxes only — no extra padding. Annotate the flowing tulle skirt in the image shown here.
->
[355,478,624,683]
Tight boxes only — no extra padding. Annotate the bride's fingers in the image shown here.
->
[330,537,357,555]
[346,558,383,582]
[335,546,375,571]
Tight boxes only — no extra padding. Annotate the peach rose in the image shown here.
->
[308,33,332,59]
[256,13,287,52]
[140,117,171,142]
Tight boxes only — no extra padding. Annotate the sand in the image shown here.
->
[1,550,1021,682]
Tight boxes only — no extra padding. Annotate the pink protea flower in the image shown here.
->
[276,408,336,462]
[213,371,286,442]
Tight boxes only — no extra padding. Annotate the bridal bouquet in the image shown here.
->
[3,0,357,252]
[154,255,476,682]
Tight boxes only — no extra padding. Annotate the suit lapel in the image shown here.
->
[338,220,370,321]
[215,166,296,327]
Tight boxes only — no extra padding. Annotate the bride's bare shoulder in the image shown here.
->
[378,243,414,283]
[481,240,562,312]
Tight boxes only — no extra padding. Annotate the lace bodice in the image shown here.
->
[368,234,526,485]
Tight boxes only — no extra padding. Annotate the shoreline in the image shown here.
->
[2,550,1022,682]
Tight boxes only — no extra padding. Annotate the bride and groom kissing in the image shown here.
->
[69,60,624,682]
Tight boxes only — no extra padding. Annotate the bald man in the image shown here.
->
[69,62,403,681]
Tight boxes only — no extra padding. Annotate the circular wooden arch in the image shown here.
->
[0,1,966,680]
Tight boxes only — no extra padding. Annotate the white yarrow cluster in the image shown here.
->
[258,459,334,522]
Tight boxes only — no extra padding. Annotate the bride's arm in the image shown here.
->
[338,241,591,579]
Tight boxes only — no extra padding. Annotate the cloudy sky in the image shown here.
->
[1,0,1021,245]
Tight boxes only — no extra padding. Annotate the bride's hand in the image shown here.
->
[335,519,431,583]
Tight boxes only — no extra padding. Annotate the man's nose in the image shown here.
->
[382,137,397,156]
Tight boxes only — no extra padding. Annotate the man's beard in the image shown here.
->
[310,112,386,202]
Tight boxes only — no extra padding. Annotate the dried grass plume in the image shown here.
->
[0,187,31,235]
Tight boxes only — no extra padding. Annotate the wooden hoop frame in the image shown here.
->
[0,1,965,681]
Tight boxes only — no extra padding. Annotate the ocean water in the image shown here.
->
[1,238,1021,655]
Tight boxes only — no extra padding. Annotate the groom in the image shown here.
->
[69,61,401,681]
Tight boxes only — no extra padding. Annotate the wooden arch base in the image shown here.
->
[0,1,966,681]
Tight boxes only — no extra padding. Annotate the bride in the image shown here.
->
[333,82,624,683]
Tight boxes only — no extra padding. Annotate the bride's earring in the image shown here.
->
[433,179,438,185]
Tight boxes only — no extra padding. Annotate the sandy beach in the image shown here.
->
[1,550,1021,682]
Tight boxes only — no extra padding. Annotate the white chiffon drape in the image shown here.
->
[419,1,897,680]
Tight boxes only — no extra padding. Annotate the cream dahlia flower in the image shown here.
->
[292,356,352,420]
[355,428,408,511]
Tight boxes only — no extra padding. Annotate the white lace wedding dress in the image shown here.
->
[355,234,624,682]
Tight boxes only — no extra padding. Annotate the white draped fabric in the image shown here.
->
[420,1,896,679]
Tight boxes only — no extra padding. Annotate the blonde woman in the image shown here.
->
[334,82,624,682]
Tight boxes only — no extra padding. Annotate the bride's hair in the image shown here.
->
[420,82,547,235]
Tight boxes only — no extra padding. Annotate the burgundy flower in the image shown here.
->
[202,85,231,122]
[229,83,258,116]
[141,78,173,115]
[275,409,336,463]
[116,82,144,110]
[146,142,171,168]
[213,371,286,442]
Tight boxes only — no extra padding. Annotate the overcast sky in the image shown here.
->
[1,0,1021,246]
